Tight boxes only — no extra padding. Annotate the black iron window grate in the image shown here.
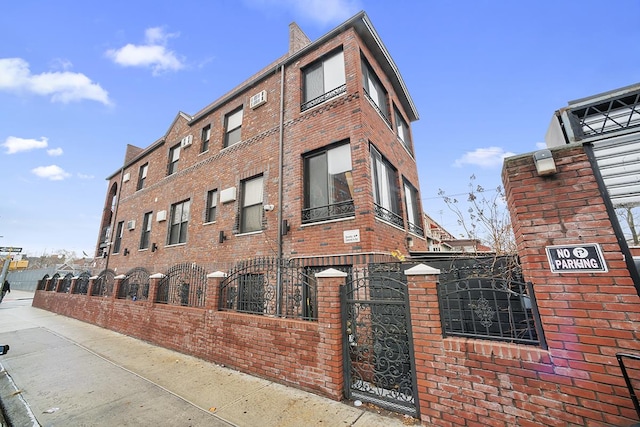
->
[302,200,355,224]
[374,204,404,228]
[301,84,347,112]
[438,277,545,348]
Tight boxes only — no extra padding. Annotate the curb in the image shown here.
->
[0,363,40,426]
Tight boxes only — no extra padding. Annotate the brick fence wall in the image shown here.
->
[32,142,640,426]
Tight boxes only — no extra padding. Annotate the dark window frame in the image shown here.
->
[137,163,148,191]
[239,175,263,233]
[201,124,211,153]
[113,221,124,254]
[302,141,355,224]
[394,106,412,154]
[224,107,243,148]
[361,56,389,121]
[167,143,180,176]
[301,48,346,111]
[139,211,152,250]
[370,144,403,228]
[168,199,190,245]
[206,189,218,223]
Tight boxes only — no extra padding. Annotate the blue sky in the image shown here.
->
[1,0,639,257]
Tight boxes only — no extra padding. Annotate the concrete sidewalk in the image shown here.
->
[0,291,414,426]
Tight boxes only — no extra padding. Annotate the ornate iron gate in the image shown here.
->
[341,263,419,417]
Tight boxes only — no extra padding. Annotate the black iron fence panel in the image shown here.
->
[73,272,90,295]
[219,258,344,320]
[92,269,115,297]
[46,273,60,291]
[438,277,546,348]
[156,263,207,307]
[59,273,73,293]
[342,263,419,418]
[37,274,49,291]
[118,267,150,301]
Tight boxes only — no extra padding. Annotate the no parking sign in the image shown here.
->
[545,243,608,273]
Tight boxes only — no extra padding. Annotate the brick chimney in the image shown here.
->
[289,22,311,55]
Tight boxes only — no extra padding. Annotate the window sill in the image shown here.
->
[300,216,355,228]
[374,216,405,233]
[235,230,263,237]
[165,242,187,248]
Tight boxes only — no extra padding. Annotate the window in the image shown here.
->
[167,144,180,175]
[301,49,346,111]
[371,145,402,227]
[168,199,190,245]
[201,125,210,153]
[394,106,412,153]
[206,189,218,223]
[113,221,124,254]
[303,142,354,223]
[224,107,243,147]
[139,212,152,249]
[240,176,263,233]
[137,163,148,190]
[362,56,389,120]
[404,181,424,237]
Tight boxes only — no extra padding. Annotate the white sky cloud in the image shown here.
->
[31,165,71,181]
[453,146,516,168]
[106,27,185,75]
[77,173,95,179]
[47,147,64,156]
[2,136,48,154]
[0,58,111,105]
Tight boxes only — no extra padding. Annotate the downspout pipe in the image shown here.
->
[275,64,285,316]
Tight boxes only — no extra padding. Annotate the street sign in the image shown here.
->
[545,243,607,273]
[0,247,22,253]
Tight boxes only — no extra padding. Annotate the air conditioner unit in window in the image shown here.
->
[180,135,193,148]
[127,220,136,230]
[250,90,267,109]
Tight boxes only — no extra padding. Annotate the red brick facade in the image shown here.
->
[92,15,426,276]
[31,12,640,427]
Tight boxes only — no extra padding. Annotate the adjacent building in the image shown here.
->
[545,82,640,274]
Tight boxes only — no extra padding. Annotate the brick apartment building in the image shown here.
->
[93,11,426,276]
[33,15,640,423]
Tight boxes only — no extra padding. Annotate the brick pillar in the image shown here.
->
[69,276,78,294]
[315,268,347,400]
[405,263,444,425]
[148,273,164,306]
[113,274,126,301]
[503,145,640,425]
[88,276,98,297]
[206,271,226,310]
